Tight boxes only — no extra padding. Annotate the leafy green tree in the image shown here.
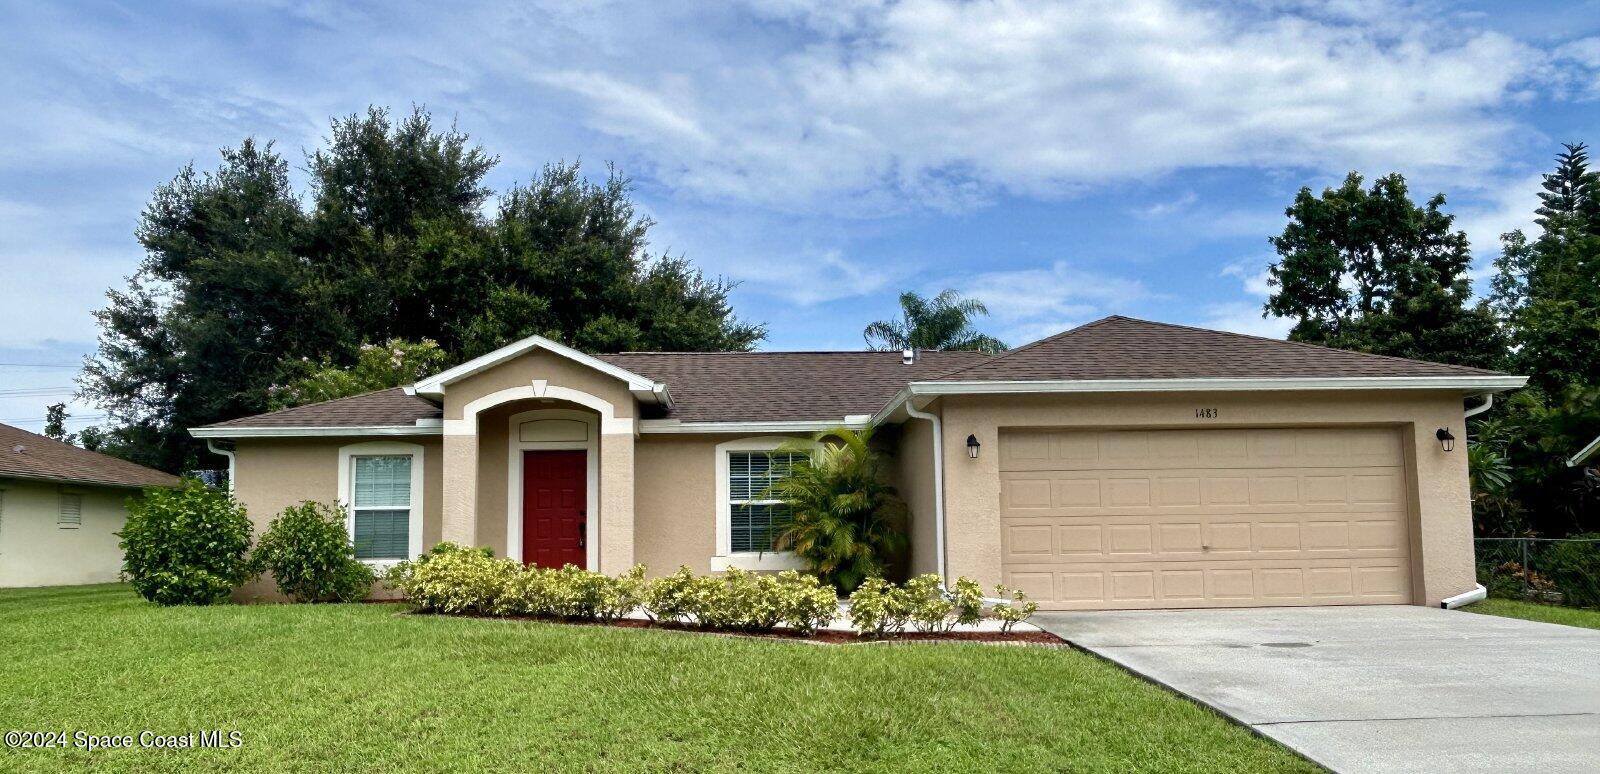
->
[1493,143,1600,394]
[82,140,333,472]
[43,403,69,443]
[83,107,764,473]
[864,289,1007,353]
[1264,172,1505,369]
[269,339,449,410]
[769,427,909,592]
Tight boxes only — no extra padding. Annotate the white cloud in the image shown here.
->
[1130,191,1199,219]
[1209,256,1293,338]
[937,260,1150,344]
[1198,301,1293,339]
[532,0,1552,210]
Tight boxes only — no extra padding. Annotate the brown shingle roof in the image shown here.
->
[194,317,1509,433]
[0,423,179,489]
[201,388,442,429]
[598,351,992,422]
[926,316,1504,382]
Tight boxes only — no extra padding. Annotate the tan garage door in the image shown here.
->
[1000,427,1414,609]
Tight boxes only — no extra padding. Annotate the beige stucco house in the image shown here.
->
[192,316,1525,609]
[0,423,179,587]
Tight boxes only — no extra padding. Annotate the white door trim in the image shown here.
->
[506,408,599,569]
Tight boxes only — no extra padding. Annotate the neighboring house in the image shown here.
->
[0,423,179,587]
[192,316,1526,609]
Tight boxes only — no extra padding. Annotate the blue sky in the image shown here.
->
[1,0,1598,432]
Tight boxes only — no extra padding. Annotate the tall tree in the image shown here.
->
[1493,143,1600,394]
[1264,172,1505,369]
[863,290,1007,353]
[83,107,763,473]
[82,139,334,472]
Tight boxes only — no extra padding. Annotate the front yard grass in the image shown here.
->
[1462,597,1600,630]
[0,584,1316,773]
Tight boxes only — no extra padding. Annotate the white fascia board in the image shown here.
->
[409,334,667,403]
[638,418,869,435]
[1568,435,1600,468]
[872,376,1528,425]
[189,425,444,439]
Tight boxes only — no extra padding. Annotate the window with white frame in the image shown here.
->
[350,455,412,561]
[726,450,806,553]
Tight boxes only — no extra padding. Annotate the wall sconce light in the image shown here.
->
[966,434,981,459]
[1436,427,1456,452]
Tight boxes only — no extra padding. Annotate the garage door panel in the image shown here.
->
[1000,427,1413,610]
[1004,558,1412,609]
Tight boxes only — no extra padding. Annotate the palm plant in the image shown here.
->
[767,427,908,592]
[863,289,1007,353]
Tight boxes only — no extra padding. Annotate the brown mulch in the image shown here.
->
[404,610,1066,646]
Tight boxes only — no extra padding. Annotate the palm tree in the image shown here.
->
[863,289,1007,353]
[767,427,908,592]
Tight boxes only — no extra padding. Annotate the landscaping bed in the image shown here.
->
[420,610,1067,646]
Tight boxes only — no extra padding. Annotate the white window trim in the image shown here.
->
[337,441,425,569]
[712,437,812,572]
[506,408,599,569]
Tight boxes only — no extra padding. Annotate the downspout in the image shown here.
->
[902,396,1009,605]
[1440,394,1495,609]
[206,440,236,494]
[903,397,947,586]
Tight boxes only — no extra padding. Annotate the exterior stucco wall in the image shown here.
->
[0,479,133,587]
[934,390,1475,606]
[634,435,719,574]
[893,419,940,577]
[438,349,638,567]
[230,436,443,601]
[442,350,637,421]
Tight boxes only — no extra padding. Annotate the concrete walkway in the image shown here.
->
[1032,606,1600,774]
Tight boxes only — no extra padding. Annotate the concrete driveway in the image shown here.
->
[1033,606,1600,774]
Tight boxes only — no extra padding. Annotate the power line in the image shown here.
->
[0,363,80,369]
[0,387,76,397]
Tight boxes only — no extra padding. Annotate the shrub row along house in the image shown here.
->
[193,316,1526,609]
[0,422,177,586]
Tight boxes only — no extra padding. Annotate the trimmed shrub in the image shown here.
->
[252,501,374,602]
[119,479,253,606]
[951,576,985,627]
[641,566,701,623]
[1543,535,1600,608]
[776,571,840,634]
[387,543,517,614]
[991,584,1040,633]
[905,574,955,633]
[847,577,913,637]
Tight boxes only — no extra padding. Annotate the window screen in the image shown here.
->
[727,451,804,553]
[351,455,411,560]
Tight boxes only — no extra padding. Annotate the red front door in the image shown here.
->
[522,450,587,569]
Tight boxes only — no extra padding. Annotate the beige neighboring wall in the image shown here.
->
[894,419,940,577]
[229,436,443,601]
[936,390,1476,607]
[0,479,133,587]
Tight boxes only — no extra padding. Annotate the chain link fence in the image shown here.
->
[1475,537,1600,607]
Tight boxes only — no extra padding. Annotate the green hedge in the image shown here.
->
[252,501,375,603]
[118,480,253,606]
[387,543,1038,636]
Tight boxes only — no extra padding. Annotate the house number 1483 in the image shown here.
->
[1194,408,1219,419]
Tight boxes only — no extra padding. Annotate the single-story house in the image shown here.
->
[0,422,179,587]
[192,316,1525,609]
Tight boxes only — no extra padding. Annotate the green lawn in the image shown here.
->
[1462,597,1600,630]
[0,585,1316,773]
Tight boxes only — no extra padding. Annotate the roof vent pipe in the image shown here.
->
[902,348,915,365]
